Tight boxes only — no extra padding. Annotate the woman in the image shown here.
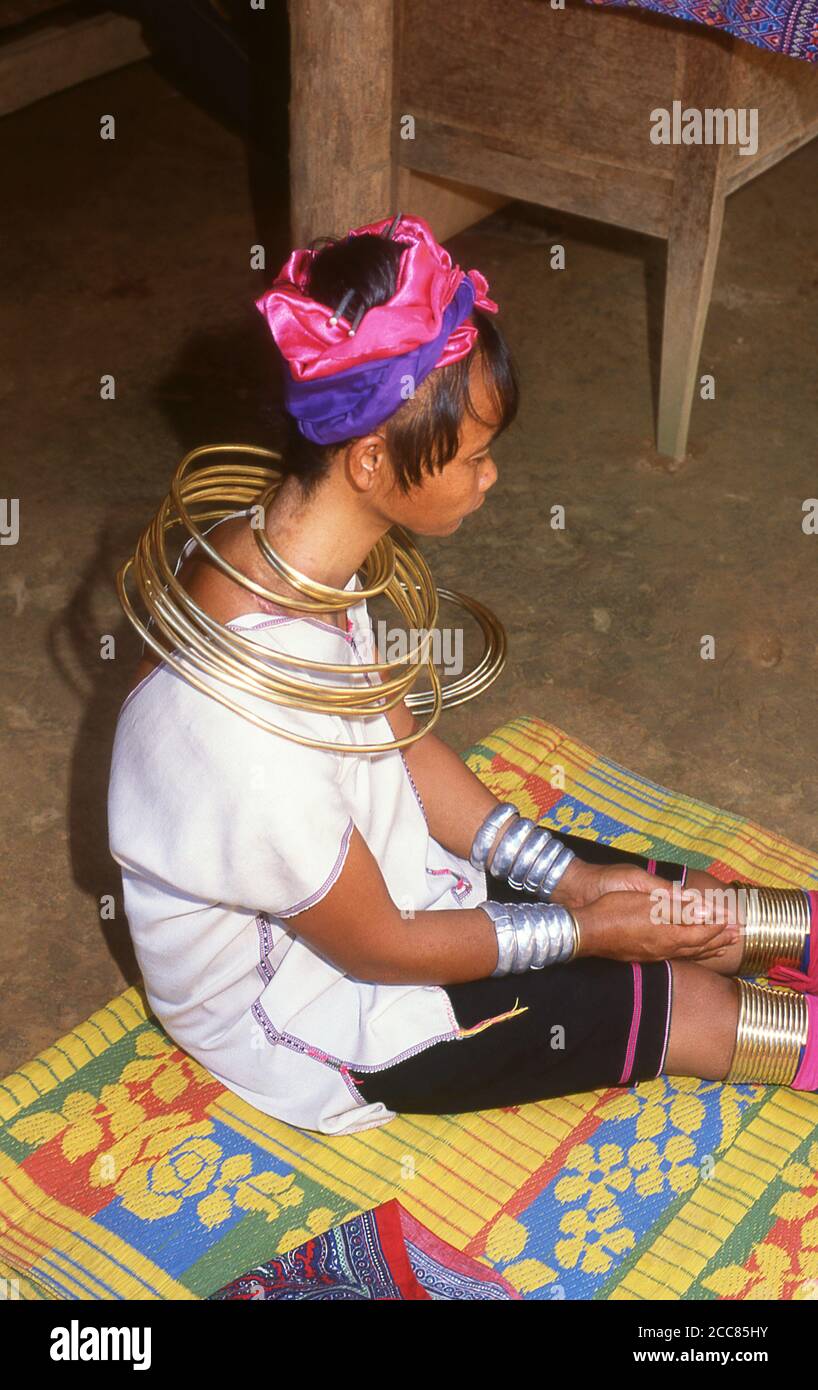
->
[108,214,818,1137]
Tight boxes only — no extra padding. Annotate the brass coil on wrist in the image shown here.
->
[568,911,581,961]
[116,444,507,754]
[725,978,808,1086]
[730,882,810,975]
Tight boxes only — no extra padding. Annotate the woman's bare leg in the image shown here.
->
[685,939,744,976]
[663,961,740,1080]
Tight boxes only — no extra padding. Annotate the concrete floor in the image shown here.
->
[1,58,817,1077]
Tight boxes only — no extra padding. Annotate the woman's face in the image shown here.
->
[377,356,502,537]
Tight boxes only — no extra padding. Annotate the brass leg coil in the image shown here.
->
[731,883,811,976]
[725,978,809,1086]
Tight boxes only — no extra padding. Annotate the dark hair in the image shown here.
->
[279,232,518,497]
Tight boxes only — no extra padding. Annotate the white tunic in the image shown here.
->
[107,565,489,1135]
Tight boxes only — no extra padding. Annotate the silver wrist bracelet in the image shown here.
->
[479,899,580,976]
[469,805,577,903]
[536,846,577,900]
[522,838,564,892]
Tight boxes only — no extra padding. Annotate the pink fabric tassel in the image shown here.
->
[792,994,818,1091]
[767,890,817,993]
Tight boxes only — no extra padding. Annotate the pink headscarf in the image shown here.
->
[255,213,497,382]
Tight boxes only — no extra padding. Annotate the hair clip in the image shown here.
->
[327,287,355,328]
[347,302,367,337]
[328,212,404,334]
[382,210,402,240]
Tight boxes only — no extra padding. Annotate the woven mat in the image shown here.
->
[2,716,817,1301]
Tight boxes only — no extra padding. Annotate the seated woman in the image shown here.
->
[108,214,818,1137]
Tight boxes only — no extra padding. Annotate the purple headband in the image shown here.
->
[278,276,478,444]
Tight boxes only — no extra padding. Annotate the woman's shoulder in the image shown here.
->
[115,648,347,769]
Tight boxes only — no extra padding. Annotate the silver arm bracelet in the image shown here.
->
[479,899,578,976]
[489,816,534,879]
[469,805,578,902]
[468,802,519,871]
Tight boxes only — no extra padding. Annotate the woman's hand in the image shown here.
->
[573,887,740,964]
[551,861,730,912]
[551,858,660,910]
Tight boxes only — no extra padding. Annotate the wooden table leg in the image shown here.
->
[657,35,735,461]
[288,0,398,247]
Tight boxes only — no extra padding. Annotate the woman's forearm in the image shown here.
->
[402,728,500,860]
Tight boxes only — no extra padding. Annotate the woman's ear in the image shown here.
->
[347,434,387,491]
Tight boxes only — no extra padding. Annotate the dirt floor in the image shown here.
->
[1,57,817,1077]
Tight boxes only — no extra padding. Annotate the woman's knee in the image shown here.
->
[663,960,740,1080]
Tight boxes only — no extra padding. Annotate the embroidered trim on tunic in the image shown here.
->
[276,817,354,918]
[425,865,473,905]
[399,749,428,823]
[250,997,463,1108]
[251,982,531,1108]
[255,914,280,985]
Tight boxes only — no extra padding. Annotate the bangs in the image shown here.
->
[384,308,519,492]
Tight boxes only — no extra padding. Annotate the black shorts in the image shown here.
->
[349,831,678,1115]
